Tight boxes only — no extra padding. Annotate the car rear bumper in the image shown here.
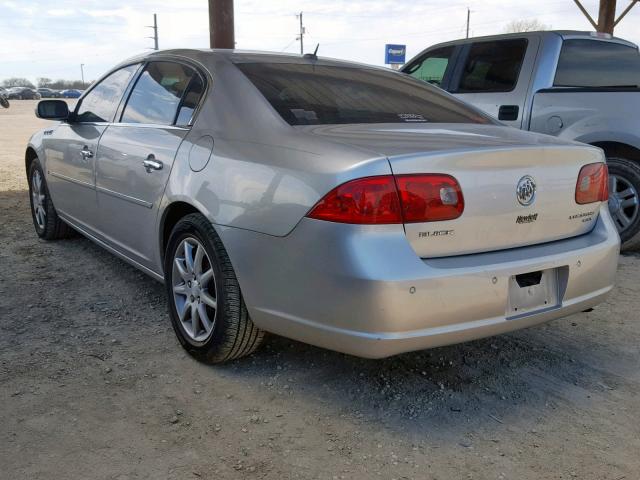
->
[219,205,620,358]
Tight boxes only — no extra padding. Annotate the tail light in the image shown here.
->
[575,163,608,205]
[307,174,464,224]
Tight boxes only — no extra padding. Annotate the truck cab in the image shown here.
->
[403,31,640,249]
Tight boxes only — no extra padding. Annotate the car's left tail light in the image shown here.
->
[306,174,464,224]
[575,163,608,205]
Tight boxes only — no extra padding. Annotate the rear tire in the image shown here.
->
[606,157,640,251]
[164,213,265,363]
[28,158,75,240]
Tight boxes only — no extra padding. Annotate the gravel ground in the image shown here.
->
[1,100,639,480]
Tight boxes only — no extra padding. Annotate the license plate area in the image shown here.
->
[506,268,561,319]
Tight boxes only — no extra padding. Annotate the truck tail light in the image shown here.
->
[307,174,464,224]
[575,163,608,205]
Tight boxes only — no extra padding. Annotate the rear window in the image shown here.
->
[236,62,492,126]
[456,39,527,93]
[554,39,640,88]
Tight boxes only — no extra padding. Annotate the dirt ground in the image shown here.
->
[1,100,639,480]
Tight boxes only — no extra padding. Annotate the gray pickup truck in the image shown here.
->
[403,30,640,249]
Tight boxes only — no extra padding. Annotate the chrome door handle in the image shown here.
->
[143,155,163,172]
[80,146,94,159]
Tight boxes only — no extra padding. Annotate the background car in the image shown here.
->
[6,87,40,99]
[37,87,61,98]
[60,89,81,98]
[403,30,640,250]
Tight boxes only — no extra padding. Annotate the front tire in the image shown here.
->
[28,159,75,240]
[164,213,265,363]
[606,157,640,251]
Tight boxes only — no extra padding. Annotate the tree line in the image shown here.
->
[1,77,89,90]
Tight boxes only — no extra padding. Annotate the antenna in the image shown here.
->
[303,43,319,60]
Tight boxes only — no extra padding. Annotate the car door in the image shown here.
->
[43,64,139,231]
[448,37,538,128]
[94,60,205,270]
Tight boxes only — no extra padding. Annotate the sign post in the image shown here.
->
[385,44,406,70]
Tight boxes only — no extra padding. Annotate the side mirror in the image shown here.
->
[36,100,69,120]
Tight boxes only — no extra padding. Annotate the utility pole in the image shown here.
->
[573,0,638,34]
[146,13,159,50]
[80,64,85,88]
[296,12,305,54]
[209,0,235,49]
[466,8,470,39]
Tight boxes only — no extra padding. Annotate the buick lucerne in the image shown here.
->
[26,50,620,363]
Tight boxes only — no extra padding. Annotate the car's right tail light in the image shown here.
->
[306,174,464,224]
[575,163,609,205]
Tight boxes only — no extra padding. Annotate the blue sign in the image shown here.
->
[385,44,406,64]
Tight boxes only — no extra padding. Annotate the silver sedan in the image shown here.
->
[26,49,619,363]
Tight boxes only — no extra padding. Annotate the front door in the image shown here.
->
[95,61,205,270]
[44,64,140,232]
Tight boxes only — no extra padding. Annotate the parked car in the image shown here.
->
[6,87,40,100]
[26,50,619,363]
[0,87,9,108]
[60,89,82,98]
[37,87,61,98]
[403,30,640,249]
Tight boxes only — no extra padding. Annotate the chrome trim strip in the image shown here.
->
[48,170,95,189]
[96,185,153,208]
[58,212,164,282]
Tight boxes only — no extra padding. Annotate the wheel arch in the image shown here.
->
[589,141,640,163]
[25,146,38,175]
[159,201,202,264]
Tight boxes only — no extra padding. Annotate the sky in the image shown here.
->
[1,0,639,84]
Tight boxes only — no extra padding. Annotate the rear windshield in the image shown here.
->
[554,39,640,88]
[236,62,493,126]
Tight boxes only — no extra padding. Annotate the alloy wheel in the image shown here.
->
[31,169,46,229]
[172,237,218,342]
[608,173,639,234]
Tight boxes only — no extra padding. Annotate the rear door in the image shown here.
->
[44,64,139,231]
[94,60,206,269]
[449,37,538,128]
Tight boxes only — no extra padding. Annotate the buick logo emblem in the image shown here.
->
[516,175,536,206]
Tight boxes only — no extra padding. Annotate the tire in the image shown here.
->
[28,159,75,240]
[164,213,265,363]
[606,157,640,251]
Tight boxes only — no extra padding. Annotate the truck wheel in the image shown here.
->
[28,159,75,240]
[164,213,265,363]
[606,157,640,251]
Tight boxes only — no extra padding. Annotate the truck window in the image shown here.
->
[456,39,527,93]
[403,46,454,87]
[554,39,640,88]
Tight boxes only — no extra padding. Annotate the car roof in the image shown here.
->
[415,30,638,50]
[111,48,394,75]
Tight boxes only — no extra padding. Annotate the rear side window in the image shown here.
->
[75,64,138,122]
[121,61,202,125]
[456,39,527,93]
[554,39,640,87]
[404,46,455,87]
[175,74,205,126]
[236,62,492,126]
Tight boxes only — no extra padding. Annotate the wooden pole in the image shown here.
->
[209,0,235,49]
[597,0,617,33]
